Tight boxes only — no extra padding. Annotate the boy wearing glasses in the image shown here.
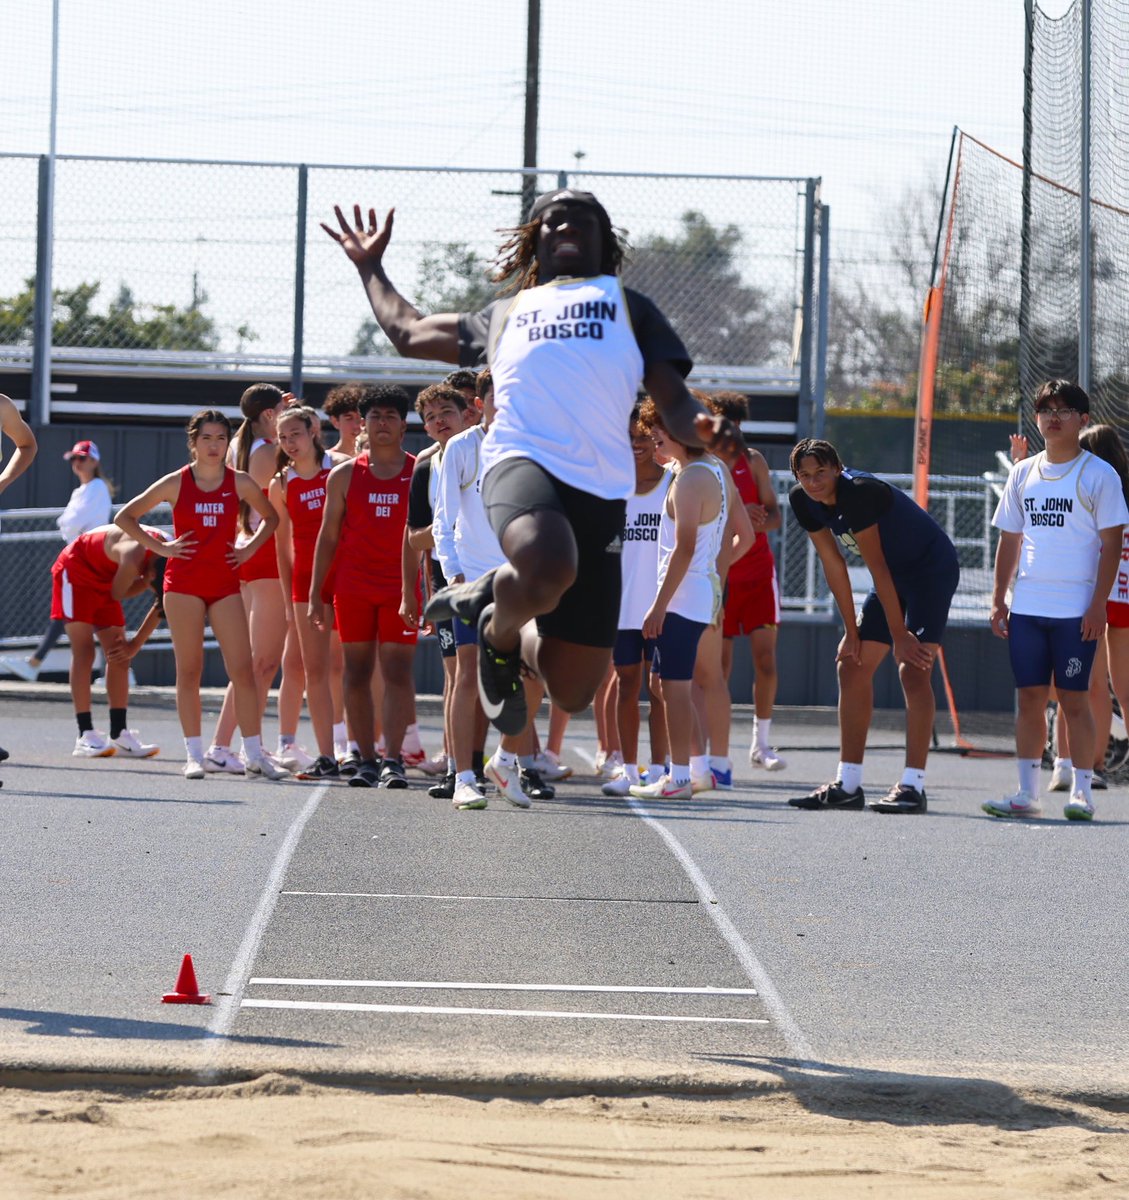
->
[986,379,1129,821]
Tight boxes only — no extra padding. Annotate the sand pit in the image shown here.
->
[0,1073,1125,1198]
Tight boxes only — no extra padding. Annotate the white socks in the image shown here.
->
[1017,758,1041,798]
[838,761,863,794]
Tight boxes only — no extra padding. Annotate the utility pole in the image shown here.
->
[521,0,540,220]
[31,0,60,428]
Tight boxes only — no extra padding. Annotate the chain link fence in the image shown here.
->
[0,155,817,392]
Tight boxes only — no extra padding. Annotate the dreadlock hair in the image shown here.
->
[274,404,328,480]
[490,211,628,294]
[1080,423,1129,506]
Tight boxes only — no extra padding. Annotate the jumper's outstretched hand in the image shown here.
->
[695,412,745,464]
[321,205,395,270]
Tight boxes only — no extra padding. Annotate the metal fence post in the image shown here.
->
[795,177,818,440]
[291,164,308,396]
[814,202,829,439]
[30,154,54,428]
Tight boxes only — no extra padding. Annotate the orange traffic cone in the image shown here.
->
[161,953,212,1005]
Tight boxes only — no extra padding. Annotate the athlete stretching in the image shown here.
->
[323,191,742,733]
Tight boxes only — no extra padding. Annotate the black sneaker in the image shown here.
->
[424,568,497,626]
[297,754,340,781]
[0,745,8,762]
[787,780,865,810]
[348,759,382,788]
[475,771,493,794]
[378,757,409,789]
[338,750,361,778]
[520,767,555,800]
[476,604,527,736]
[868,782,927,813]
[428,771,456,799]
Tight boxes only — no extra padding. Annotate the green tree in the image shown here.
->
[622,211,789,367]
[349,241,498,357]
[0,277,223,351]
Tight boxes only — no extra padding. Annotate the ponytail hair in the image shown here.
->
[234,383,284,534]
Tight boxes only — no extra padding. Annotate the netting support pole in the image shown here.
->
[521,0,541,222]
[1079,0,1092,392]
[1021,0,1034,413]
[290,164,308,398]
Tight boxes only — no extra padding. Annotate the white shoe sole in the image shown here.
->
[73,746,116,758]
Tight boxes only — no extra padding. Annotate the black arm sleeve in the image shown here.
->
[624,289,692,377]
[457,299,505,369]
[407,457,434,530]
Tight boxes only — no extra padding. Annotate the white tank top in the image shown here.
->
[658,457,728,624]
[236,435,273,543]
[619,469,673,630]
[483,274,644,500]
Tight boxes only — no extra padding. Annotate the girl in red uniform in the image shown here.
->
[53,524,165,759]
[270,405,350,778]
[206,384,295,773]
[115,409,283,779]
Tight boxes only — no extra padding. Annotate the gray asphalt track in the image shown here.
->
[2,685,1126,1106]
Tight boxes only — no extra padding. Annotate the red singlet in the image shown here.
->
[333,452,415,598]
[727,453,774,584]
[286,454,335,604]
[165,464,241,604]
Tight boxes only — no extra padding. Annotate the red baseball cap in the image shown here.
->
[64,439,100,461]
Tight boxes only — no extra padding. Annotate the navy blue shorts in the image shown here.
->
[1007,612,1097,692]
[651,611,708,681]
[613,628,657,668]
[452,616,479,650]
[856,563,960,646]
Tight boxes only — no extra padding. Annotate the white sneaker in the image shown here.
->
[1048,760,1072,792]
[243,751,291,781]
[601,771,635,797]
[203,746,245,774]
[276,743,316,773]
[184,757,205,780]
[982,790,1041,818]
[531,750,572,781]
[599,750,624,780]
[452,779,487,810]
[415,752,449,776]
[1063,793,1095,821]
[73,730,115,758]
[112,729,159,758]
[484,757,531,808]
[750,745,787,771]
[691,771,715,795]
[0,655,39,682]
[629,775,693,800]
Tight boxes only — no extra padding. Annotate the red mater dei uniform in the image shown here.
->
[722,453,781,635]
[286,455,335,604]
[165,465,241,605]
[51,529,124,627]
[333,452,419,644]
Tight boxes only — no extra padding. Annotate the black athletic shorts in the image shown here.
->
[481,456,626,648]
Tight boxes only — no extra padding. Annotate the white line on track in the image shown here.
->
[571,745,815,1064]
[204,784,330,1046]
[280,890,695,904]
[241,998,769,1025]
[248,978,758,996]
